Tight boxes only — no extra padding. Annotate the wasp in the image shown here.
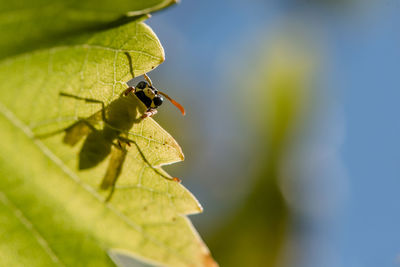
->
[37,74,184,201]
[124,74,185,118]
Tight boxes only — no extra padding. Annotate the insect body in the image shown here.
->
[37,74,184,202]
[124,74,185,118]
[57,89,182,202]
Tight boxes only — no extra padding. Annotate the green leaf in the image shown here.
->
[0,0,177,59]
[0,20,216,267]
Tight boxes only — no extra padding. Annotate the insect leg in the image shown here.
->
[34,127,70,139]
[117,135,181,183]
[123,86,135,96]
[34,117,96,141]
[142,108,158,118]
[59,92,108,124]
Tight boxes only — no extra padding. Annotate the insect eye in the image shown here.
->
[153,95,163,107]
[136,81,147,89]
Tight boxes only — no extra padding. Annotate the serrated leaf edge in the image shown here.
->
[0,100,202,263]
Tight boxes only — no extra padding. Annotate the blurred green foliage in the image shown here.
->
[208,28,319,267]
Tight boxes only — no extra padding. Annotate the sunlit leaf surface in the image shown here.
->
[0,19,216,267]
[0,0,177,58]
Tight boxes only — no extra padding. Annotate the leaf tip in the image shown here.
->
[188,219,218,267]
[196,201,203,213]
[202,251,219,267]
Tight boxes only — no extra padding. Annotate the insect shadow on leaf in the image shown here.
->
[37,92,179,201]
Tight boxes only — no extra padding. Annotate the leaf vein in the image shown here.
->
[0,192,65,266]
[0,101,192,263]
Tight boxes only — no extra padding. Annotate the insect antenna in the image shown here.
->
[158,91,186,115]
[143,73,153,87]
[143,73,186,115]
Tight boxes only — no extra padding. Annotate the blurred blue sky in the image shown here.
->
[338,4,400,267]
[146,1,400,266]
